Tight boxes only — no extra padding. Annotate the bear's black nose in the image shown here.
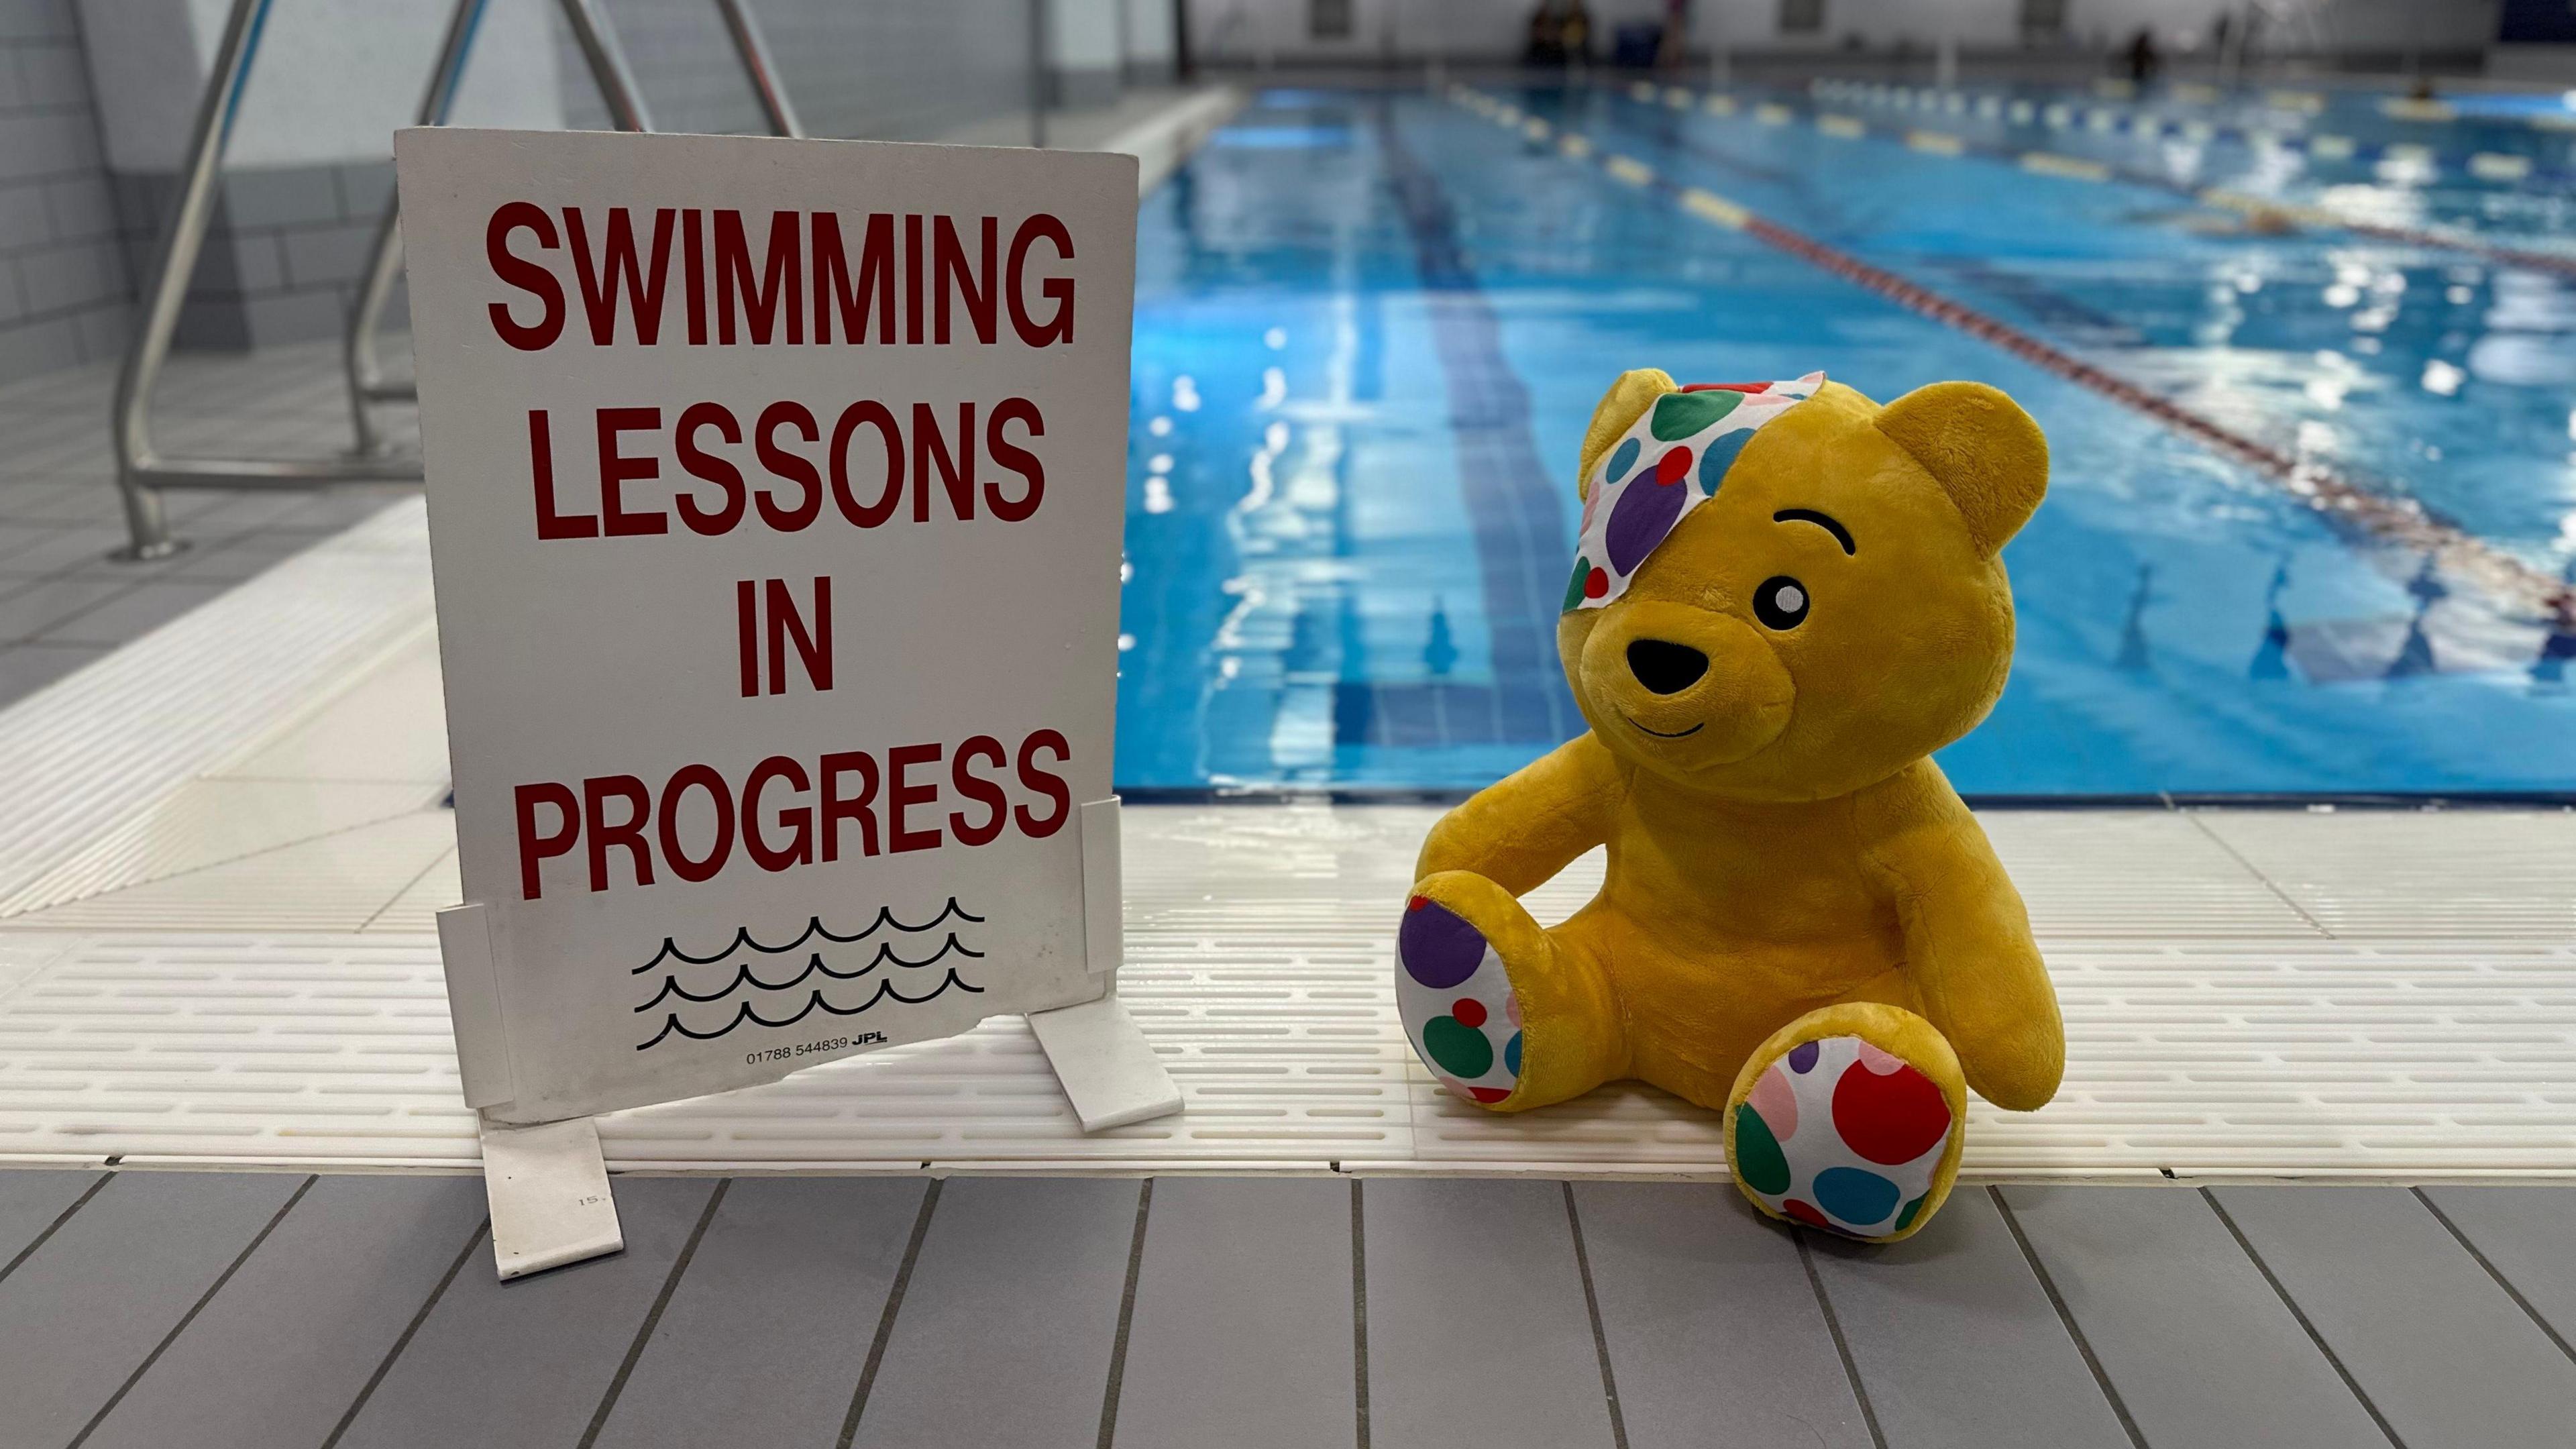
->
[1627,639,1709,695]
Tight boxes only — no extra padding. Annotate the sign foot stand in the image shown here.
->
[1028,994,1183,1131]
[478,1112,623,1279]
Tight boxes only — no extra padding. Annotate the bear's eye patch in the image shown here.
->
[1773,508,1855,555]
[1754,576,1810,631]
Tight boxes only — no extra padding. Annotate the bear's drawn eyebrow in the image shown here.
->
[1773,508,1856,555]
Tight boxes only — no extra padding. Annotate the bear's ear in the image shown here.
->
[1577,368,1678,499]
[1874,381,2048,554]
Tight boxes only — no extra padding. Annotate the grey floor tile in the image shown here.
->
[168,533,310,582]
[9,482,122,525]
[184,490,356,535]
[851,1176,1139,1449]
[160,488,259,523]
[2212,1185,2576,1449]
[590,1177,928,1449]
[1362,1177,1618,1449]
[332,1176,719,1449]
[0,460,110,492]
[80,1175,488,1449]
[0,526,127,578]
[2417,1187,2576,1351]
[1114,1177,1357,1449]
[0,486,97,523]
[0,574,129,639]
[1999,1185,2381,1449]
[0,421,107,466]
[0,366,110,413]
[0,466,82,496]
[1574,1181,1871,1449]
[1805,1188,2131,1449]
[0,640,109,704]
[0,523,60,564]
[273,489,411,533]
[0,1168,103,1267]
[68,549,198,584]
[0,1170,307,1448]
[38,579,226,643]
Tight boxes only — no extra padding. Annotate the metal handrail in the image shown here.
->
[555,0,656,133]
[342,0,490,458]
[106,0,423,559]
[1028,0,1050,148]
[341,0,802,457]
[113,0,794,559]
[715,0,804,140]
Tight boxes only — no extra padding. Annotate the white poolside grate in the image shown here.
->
[0,808,2571,1180]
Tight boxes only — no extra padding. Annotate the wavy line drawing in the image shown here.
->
[631,935,985,1012]
[633,967,985,1050]
[633,898,985,973]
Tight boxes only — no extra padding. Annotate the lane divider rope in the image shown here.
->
[1447,85,2575,627]
[1722,83,2576,282]
[1823,75,2576,148]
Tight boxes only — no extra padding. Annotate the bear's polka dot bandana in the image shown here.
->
[1564,372,1824,612]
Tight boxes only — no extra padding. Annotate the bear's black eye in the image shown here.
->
[1753,576,1809,631]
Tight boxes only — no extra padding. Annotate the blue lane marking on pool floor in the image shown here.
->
[1361,97,1579,759]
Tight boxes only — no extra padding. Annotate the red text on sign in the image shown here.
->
[512,730,1075,900]
[527,397,1044,541]
[485,205,1075,352]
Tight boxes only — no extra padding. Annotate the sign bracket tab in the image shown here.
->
[1030,993,1181,1131]
[478,1112,623,1279]
[1036,795,1183,1129]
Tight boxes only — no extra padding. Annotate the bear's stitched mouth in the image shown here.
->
[1620,712,1705,739]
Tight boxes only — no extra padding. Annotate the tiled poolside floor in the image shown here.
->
[3,1168,2575,1448]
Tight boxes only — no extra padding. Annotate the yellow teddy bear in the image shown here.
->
[1397,368,2062,1242]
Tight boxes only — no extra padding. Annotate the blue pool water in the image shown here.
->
[1114,85,2576,797]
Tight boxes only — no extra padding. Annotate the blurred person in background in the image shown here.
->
[2124,25,2161,83]
[1562,0,1593,65]
[1525,0,1562,65]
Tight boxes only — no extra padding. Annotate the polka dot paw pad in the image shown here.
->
[1396,896,1523,1106]
[1733,1035,1955,1238]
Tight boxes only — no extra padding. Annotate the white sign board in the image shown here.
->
[397,128,1138,1126]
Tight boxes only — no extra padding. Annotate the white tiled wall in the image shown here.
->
[563,0,1044,141]
[0,0,131,384]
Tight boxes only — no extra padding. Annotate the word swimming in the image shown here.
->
[486,205,1077,352]
[513,729,1073,900]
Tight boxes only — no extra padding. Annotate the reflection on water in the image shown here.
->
[1115,87,2576,796]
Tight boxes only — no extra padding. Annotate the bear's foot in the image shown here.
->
[1396,889,1527,1106]
[1725,1003,1968,1242]
[1397,871,1622,1111]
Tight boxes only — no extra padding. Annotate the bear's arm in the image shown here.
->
[1854,767,2065,1112]
[1415,734,1625,896]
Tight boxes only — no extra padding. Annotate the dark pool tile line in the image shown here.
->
[1368,99,1581,752]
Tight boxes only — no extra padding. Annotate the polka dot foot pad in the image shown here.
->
[1733,1035,1955,1238]
[1396,895,1524,1106]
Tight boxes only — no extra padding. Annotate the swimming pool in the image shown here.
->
[1115,83,2576,798]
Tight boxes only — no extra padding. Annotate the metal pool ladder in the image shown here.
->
[107,0,804,561]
